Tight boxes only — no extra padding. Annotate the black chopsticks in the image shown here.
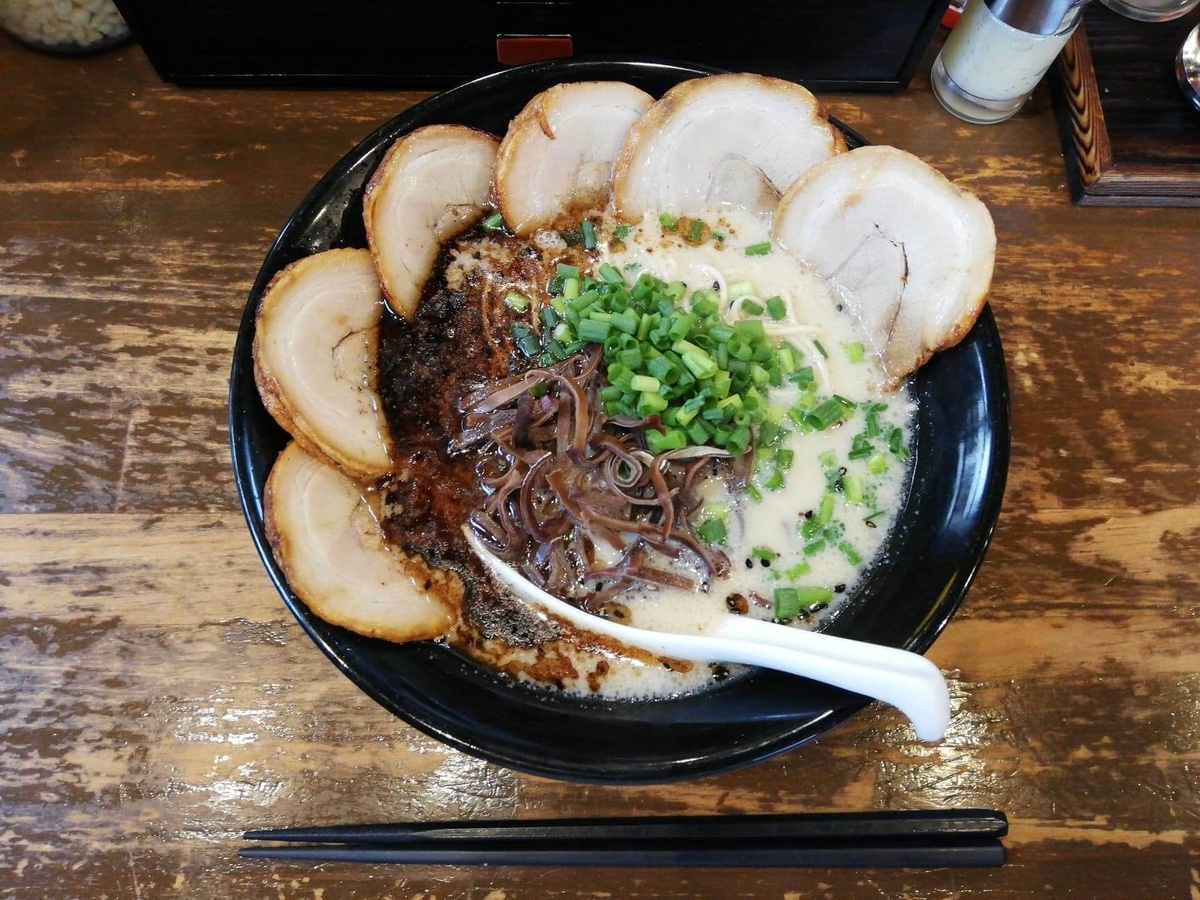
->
[239,809,1007,868]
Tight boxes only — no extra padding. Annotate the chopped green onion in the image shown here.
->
[806,397,848,431]
[773,588,801,619]
[613,224,632,241]
[745,241,772,256]
[839,541,862,565]
[765,296,787,320]
[725,425,752,456]
[682,349,718,379]
[577,318,612,342]
[842,474,865,504]
[511,324,541,358]
[629,374,661,393]
[812,339,829,359]
[644,427,686,454]
[597,263,624,284]
[775,448,794,471]
[556,262,580,280]
[788,366,815,388]
[740,299,764,316]
[581,219,597,250]
[785,562,811,580]
[697,517,727,544]
[659,212,678,231]
[867,452,889,475]
[482,212,505,230]
[816,494,835,526]
[504,290,530,311]
[688,218,704,242]
[751,546,778,562]
[637,391,669,416]
[843,340,865,363]
[798,586,834,606]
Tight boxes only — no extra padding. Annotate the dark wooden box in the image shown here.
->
[112,0,950,91]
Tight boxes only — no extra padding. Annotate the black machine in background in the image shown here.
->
[112,0,951,91]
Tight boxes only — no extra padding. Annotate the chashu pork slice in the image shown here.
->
[772,145,996,388]
[493,81,654,236]
[265,441,458,643]
[612,73,846,220]
[253,248,392,481]
[363,125,499,318]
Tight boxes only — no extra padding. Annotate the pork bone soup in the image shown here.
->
[375,205,914,700]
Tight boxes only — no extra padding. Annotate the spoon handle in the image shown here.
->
[707,615,951,741]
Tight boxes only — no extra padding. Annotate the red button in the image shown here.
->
[496,36,574,66]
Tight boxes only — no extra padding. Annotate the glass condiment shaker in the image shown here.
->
[0,0,130,55]
[932,0,1091,124]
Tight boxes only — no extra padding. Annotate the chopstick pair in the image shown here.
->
[239,809,1007,868]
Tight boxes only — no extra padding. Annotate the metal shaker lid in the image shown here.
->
[984,0,1091,34]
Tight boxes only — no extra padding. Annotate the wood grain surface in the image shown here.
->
[2,30,1199,900]
[1051,5,1200,206]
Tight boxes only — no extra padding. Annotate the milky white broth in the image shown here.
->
[522,207,915,699]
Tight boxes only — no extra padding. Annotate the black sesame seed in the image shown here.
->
[866,520,877,529]
[804,510,814,519]
[745,558,754,569]
[712,280,720,290]
[760,558,770,567]
[838,466,848,476]
[809,602,828,613]
[834,583,846,593]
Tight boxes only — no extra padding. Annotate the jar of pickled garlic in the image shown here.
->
[0,0,130,54]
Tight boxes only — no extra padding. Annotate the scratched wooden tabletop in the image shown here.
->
[2,29,1198,900]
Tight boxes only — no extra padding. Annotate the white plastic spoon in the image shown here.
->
[465,529,951,741]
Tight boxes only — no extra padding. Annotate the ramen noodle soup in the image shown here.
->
[373,208,913,700]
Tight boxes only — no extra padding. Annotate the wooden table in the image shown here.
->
[2,32,1198,900]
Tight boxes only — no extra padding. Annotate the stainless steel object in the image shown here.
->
[1178,23,1200,111]
[987,0,1091,34]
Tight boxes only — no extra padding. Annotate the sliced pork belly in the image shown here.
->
[265,442,458,643]
[253,248,392,480]
[494,81,654,235]
[772,146,996,388]
[612,73,846,220]
[363,125,498,318]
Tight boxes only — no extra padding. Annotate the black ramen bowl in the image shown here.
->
[229,58,1010,784]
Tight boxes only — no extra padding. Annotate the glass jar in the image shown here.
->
[932,0,1089,124]
[1099,0,1199,21]
[0,0,131,54]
